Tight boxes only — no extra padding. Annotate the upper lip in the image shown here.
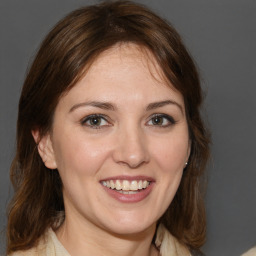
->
[100,175,155,182]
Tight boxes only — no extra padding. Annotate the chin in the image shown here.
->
[100,212,157,236]
[107,223,155,237]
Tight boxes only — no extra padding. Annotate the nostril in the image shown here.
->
[115,155,149,169]
[112,130,150,168]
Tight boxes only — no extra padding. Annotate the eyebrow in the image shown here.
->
[69,101,117,112]
[146,100,184,114]
[69,99,183,114]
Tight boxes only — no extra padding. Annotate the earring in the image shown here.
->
[184,162,188,168]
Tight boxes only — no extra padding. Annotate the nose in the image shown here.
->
[112,126,150,168]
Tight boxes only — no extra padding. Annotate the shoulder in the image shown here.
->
[242,247,256,256]
[8,228,70,256]
[8,230,50,256]
[8,246,45,256]
[9,247,39,256]
[155,223,191,256]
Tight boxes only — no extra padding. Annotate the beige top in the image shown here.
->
[10,228,70,256]
[9,224,190,256]
[242,247,256,256]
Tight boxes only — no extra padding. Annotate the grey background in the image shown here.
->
[0,0,255,255]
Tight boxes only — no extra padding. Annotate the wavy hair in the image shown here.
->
[7,1,210,254]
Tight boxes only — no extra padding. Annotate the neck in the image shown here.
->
[56,214,159,256]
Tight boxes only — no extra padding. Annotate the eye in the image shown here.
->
[147,114,176,127]
[80,114,110,129]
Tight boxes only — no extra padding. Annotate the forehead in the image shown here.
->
[58,43,184,109]
[88,43,167,84]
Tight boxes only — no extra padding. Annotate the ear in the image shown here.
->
[32,129,57,169]
[187,139,191,161]
[184,140,191,168]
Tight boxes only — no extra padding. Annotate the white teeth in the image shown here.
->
[122,180,130,191]
[138,180,142,189]
[115,180,122,190]
[130,180,138,190]
[117,190,138,194]
[102,179,150,191]
[142,180,148,189]
[110,180,115,189]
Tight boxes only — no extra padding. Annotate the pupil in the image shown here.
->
[91,117,100,125]
[153,116,162,125]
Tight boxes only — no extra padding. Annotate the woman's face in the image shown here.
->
[42,44,190,235]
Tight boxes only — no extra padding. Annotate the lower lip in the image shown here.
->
[101,183,154,203]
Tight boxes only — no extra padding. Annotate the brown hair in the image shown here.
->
[7,0,210,254]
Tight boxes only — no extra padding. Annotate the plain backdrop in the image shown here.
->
[0,0,255,255]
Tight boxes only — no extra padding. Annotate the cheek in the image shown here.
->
[52,130,111,177]
[147,135,188,218]
[150,135,189,173]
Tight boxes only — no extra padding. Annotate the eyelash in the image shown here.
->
[80,113,176,129]
[147,114,177,128]
[80,114,111,129]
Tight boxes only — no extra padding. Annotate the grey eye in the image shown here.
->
[81,115,109,128]
[147,114,176,127]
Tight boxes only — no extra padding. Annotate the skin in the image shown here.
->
[35,43,190,256]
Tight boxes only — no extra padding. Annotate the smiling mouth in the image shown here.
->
[101,180,151,194]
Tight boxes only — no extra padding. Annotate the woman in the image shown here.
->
[7,1,210,255]
[242,247,256,256]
